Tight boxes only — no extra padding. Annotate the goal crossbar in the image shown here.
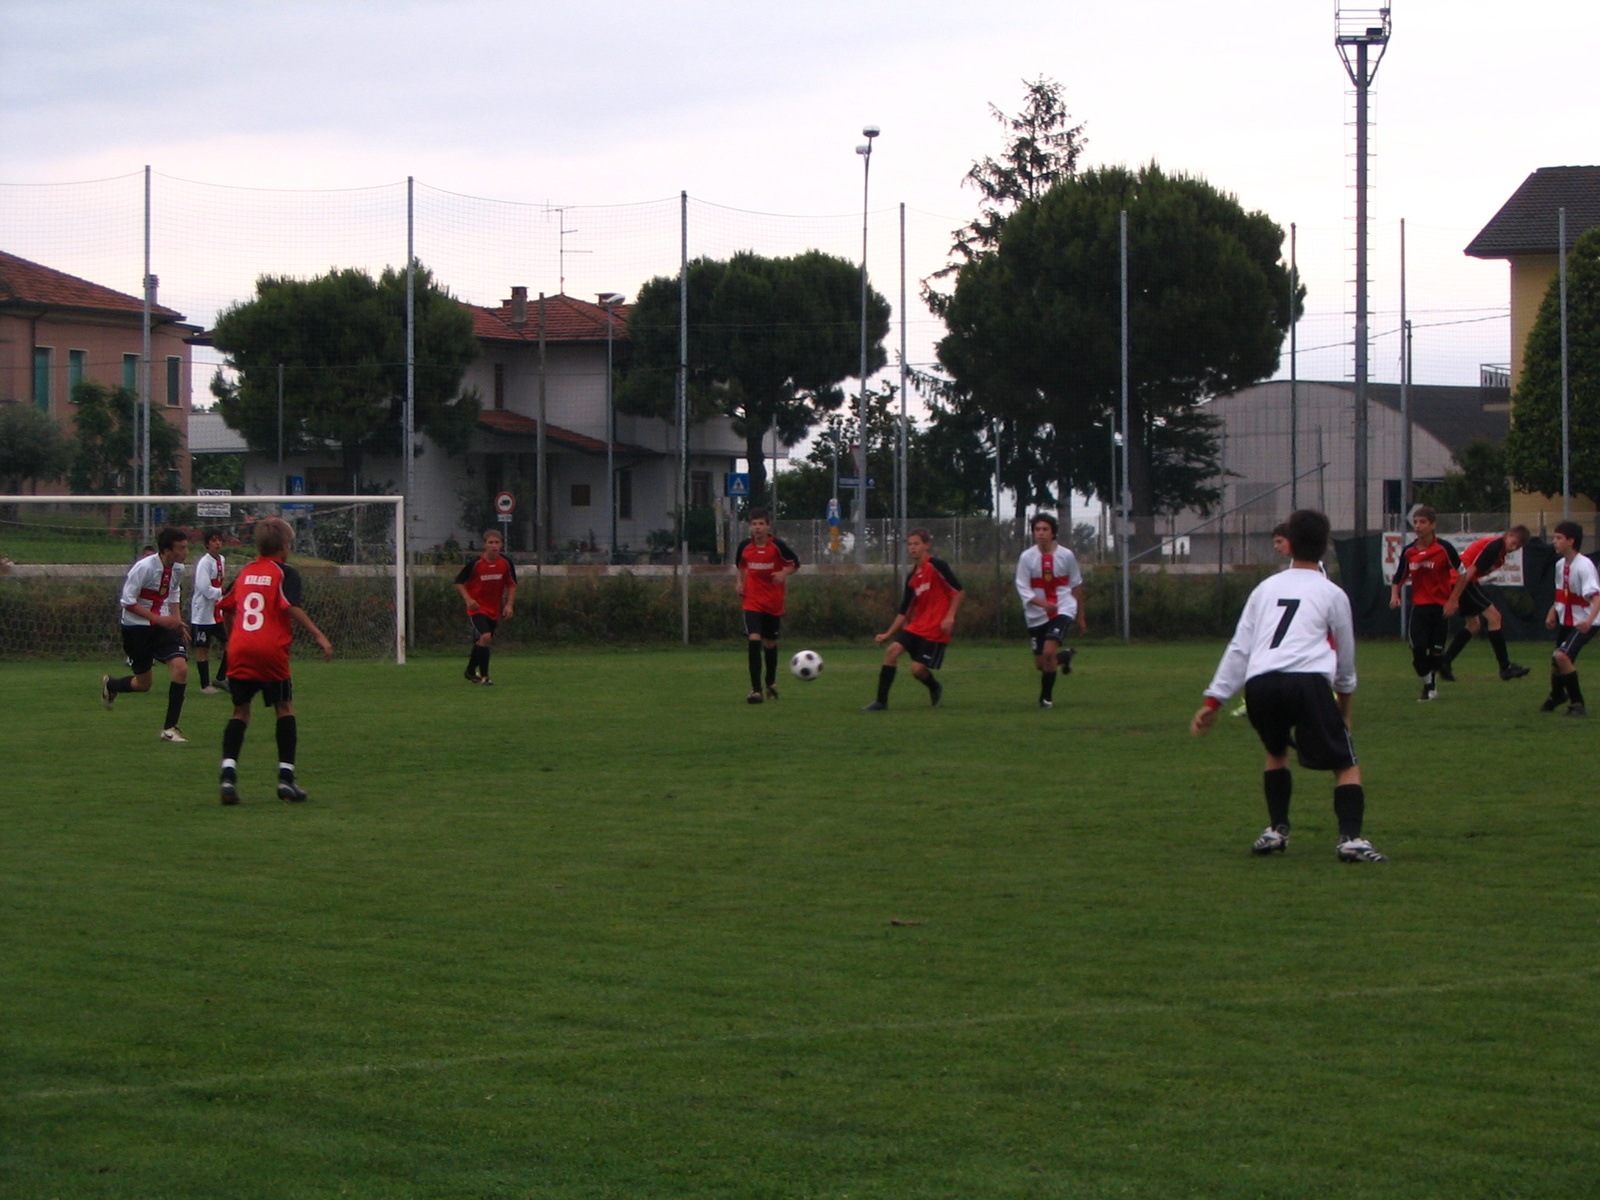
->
[0,494,408,664]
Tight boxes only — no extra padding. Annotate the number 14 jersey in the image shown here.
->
[1204,568,1357,702]
[217,556,305,681]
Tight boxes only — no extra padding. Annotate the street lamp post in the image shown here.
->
[598,292,625,562]
[855,123,879,565]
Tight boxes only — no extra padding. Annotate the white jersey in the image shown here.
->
[1015,544,1084,625]
[118,555,184,627]
[1554,553,1600,626]
[1204,566,1356,701]
[190,551,227,625]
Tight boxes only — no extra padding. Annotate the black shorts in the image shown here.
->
[226,676,294,708]
[121,624,187,675]
[1554,626,1594,663]
[1028,616,1071,656]
[894,630,948,671]
[1458,583,1495,620]
[1409,604,1448,653]
[1244,672,1357,772]
[469,613,498,639]
[744,611,782,641]
[192,622,227,648]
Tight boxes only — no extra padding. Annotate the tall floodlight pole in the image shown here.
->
[1400,218,1411,522]
[1289,222,1299,509]
[537,292,548,626]
[599,293,625,563]
[855,124,879,565]
[1119,209,1131,643]
[405,176,416,649]
[898,200,909,577]
[679,191,690,644]
[1559,206,1571,521]
[1336,7,1390,536]
[141,165,152,541]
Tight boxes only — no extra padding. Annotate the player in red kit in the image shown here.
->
[735,507,800,703]
[1389,506,1460,702]
[1438,525,1532,681]
[863,527,963,710]
[215,517,333,805]
[455,530,517,685]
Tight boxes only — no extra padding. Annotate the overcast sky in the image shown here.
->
[3,0,1596,392]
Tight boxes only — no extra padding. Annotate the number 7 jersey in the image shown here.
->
[217,556,305,681]
[1203,568,1357,702]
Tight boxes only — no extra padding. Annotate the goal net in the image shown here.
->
[0,494,405,662]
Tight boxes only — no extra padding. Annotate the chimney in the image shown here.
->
[510,286,527,326]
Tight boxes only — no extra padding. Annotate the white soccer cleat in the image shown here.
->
[1337,837,1388,863]
[101,675,115,710]
[198,685,223,696]
[1251,825,1290,855]
[159,727,187,744]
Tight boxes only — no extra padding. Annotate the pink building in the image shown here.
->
[0,250,198,492]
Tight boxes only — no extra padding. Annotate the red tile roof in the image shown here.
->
[476,409,657,456]
[466,293,629,344]
[0,250,185,320]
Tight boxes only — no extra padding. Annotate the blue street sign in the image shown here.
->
[725,472,750,498]
[837,477,876,489]
[826,497,841,526]
[152,507,165,525]
[283,474,312,515]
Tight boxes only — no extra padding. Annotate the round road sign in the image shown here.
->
[494,491,516,515]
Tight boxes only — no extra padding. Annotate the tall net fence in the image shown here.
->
[0,497,400,660]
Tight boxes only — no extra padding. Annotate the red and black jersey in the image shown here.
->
[217,556,304,682]
[736,537,800,616]
[1460,535,1508,581]
[455,554,518,620]
[1392,537,1460,606]
[900,557,963,643]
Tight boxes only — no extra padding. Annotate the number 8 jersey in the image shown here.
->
[1203,568,1358,702]
[217,556,305,681]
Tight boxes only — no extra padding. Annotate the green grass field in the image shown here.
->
[3,641,1596,1198]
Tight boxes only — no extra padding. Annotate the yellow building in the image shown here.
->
[1466,166,1600,526]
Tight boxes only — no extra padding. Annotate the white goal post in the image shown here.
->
[0,494,406,664]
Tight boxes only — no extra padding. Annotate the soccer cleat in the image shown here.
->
[277,778,309,802]
[100,674,116,710]
[765,684,779,701]
[1056,646,1076,674]
[1038,698,1053,709]
[1567,703,1588,717]
[1337,837,1388,863]
[1437,662,1456,682]
[159,727,187,743]
[219,775,239,806]
[1500,663,1531,681]
[1251,825,1290,855]
[1540,695,1562,712]
[747,690,764,704]
[478,677,494,687]
[928,678,944,707]
[199,685,223,695]
[464,670,482,684]
[1418,683,1438,702]
[860,700,887,711]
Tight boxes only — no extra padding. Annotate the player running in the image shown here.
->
[1540,520,1599,717]
[734,507,800,704]
[1389,505,1460,702]
[863,527,963,711]
[101,526,192,743]
[190,529,230,695]
[1015,513,1085,708]
[455,530,517,686]
[1191,508,1387,863]
[1438,525,1532,681]
[216,517,333,804]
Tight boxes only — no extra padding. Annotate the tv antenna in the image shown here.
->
[545,206,592,296]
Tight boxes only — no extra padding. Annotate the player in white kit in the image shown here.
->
[1015,514,1085,708]
[190,529,229,694]
[101,526,192,743]
[1190,509,1387,863]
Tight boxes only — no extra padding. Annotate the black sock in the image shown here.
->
[1333,783,1365,840]
[198,660,212,689]
[1412,646,1430,678]
[1264,767,1292,829]
[480,647,492,679]
[276,715,297,776]
[163,682,186,729]
[108,675,135,695]
[763,645,778,686]
[1567,671,1584,706]
[216,651,227,683]
[876,665,896,705]
[1444,629,1471,665]
[1041,670,1058,701]
[917,671,938,691]
[1551,669,1569,702]
[467,645,485,676]
[222,717,247,763]
[1486,629,1510,669]
[748,641,763,691]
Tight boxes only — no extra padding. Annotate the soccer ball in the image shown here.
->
[789,650,823,681]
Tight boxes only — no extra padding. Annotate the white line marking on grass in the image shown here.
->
[10,968,1595,1104]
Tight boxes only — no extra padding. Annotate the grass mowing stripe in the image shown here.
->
[12,967,1595,1103]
